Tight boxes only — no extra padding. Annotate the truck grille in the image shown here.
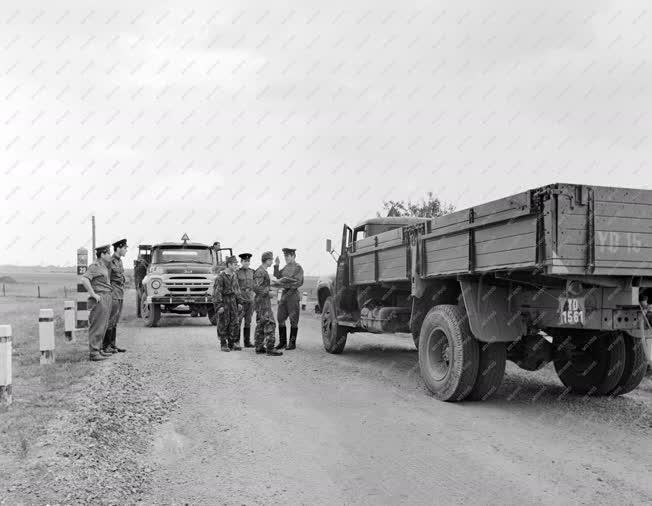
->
[164,277,212,294]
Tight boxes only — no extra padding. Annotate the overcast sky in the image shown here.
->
[1,0,650,275]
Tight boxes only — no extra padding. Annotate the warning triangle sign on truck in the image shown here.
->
[181,233,190,243]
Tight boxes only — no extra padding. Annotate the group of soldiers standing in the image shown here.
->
[81,239,128,361]
[213,248,304,356]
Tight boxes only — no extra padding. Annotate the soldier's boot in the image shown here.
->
[243,327,253,348]
[286,327,298,350]
[230,339,242,351]
[275,326,287,350]
[90,353,109,361]
[266,347,283,356]
[220,338,230,352]
[113,327,126,353]
[255,346,266,354]
[101,329,112,353]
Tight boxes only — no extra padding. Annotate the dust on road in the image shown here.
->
[122,309,652,506]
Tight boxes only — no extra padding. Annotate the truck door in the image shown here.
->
[336,224,353,291]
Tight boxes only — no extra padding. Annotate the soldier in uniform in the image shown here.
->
[253,251,282,356]
[273,248,304,350]
[80,245,114,361]
[134,253,149,318]
[236,253,255,348]
[103,238,128,353]
[213,255,245,352]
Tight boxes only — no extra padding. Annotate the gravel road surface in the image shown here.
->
[129,309,652,505]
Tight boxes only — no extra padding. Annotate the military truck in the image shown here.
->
[319,183,652,401]
[139,234,232,327]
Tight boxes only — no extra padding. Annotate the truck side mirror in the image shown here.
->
[326,239,332,253]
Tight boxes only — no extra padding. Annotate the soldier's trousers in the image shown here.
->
[217,295,239,343]
[87,292,112,354]
[254,298,276,350]
[103,297,123,348]
[277,289,300,327]
[238,300,253,334]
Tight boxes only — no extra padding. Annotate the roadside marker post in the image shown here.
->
[277,289,282,304]
[0,325,11,407]
[76,247,89,329]
[64,300,75,342]
[301,292,307,311]
[39,309,55,365]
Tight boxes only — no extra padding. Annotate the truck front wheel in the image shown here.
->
[418,305,479,401]
[321,296,348,354]
[141,293,161,328]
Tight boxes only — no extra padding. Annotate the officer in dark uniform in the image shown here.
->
[213,255,245,351]
[134,253,149,318]
[254,251,282,356]
[104,238,128,353]
[236,253,255,347]
[273,248,304,350]
[80,245,114,361]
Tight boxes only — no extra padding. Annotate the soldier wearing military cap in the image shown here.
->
[103,238,128,354]
[253,251,282,356]
[213,255,246,351]
[80,245,114,361]
[273,248,304,350]
[236,253,255,348]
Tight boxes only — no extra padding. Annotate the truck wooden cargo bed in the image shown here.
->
[349,183,652,283]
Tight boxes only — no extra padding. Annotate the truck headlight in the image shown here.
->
[151,279,162,289]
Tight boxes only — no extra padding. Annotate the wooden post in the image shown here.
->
[301,291,307,311]
[64,301,75,342]
[39,309,55,365]
[0,324,11,406]
[76,248,89,329]
[38,285,41,298]
[2,284,5,296]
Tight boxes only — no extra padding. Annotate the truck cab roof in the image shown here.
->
[152,242,211,248]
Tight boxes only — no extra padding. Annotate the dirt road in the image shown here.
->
[117,307,652,505]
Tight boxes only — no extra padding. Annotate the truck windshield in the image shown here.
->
[151,248,213,264]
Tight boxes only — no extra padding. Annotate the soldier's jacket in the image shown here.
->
[109,254,126,300]
[236,266,255,303]
[82,261,113,293]
[273,262,304,295]
[253,265,273,303]
[213,270,245,310]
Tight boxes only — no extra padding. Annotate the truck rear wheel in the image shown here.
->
[467,342,506,401]
[418,305,479,401]
[142,293,161,328]
[611,334,647,396]
[553,332,625,395]
[321,296,348,354]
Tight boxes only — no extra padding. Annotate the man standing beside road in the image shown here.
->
[253,251,282,356]
[236,253,255,348]
[80,245,114,361]
[213,256,245,352]
[103,238,128,354]
[273,248,304,350]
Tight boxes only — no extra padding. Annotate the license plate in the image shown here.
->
[558,297,585,325]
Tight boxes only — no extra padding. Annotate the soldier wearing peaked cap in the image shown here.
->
[213,255,246,351]
[273,248,304,350]
[236,253,255,348]
[253,251,282,356]
[80,244,114,361]
[103,238,128,354]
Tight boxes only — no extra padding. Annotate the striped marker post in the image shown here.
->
[39,309,55,365]
[301,291,307,311]
[277,288,282,304]
[0,325,11,406]
[64,300,75,342]
[76,247,89,329]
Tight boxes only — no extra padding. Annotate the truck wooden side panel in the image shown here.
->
[350,228,407,284]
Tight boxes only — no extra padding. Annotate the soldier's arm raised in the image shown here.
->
[273,263,282,279]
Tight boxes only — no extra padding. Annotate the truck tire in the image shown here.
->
[553,332,625,395]
[418,305,479,401]
[467,342,506,401]
[207,306,217,326]
[321,296,348,354]
[142,293,161,328]
[611,334,647,396]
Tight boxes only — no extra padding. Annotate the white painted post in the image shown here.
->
[0,324,12,406]
[76,247,89,329]
[277,289,282,303]
[64,300,75,342]
[39,309,55,365]
[301,291,307,311]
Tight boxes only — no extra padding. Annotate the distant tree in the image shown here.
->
[378,192,455,218]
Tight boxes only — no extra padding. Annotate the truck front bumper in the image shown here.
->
[146,295,212,305]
